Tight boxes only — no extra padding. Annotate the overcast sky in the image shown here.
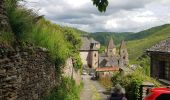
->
[25,0,170,32]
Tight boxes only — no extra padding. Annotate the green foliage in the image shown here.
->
[89,32,132,46]
[99,45,106,53]
[112,69,160,100]
[5,0,36,37]
[136,55,150,76]
[92,0,109,12]
[4,1,83,99]
[44,77,83,100]
[125,24,170,41]
[23,19,82,68]
[72,53,83,71]
[127,25,170,60]
[0,32,14,45]
[90,24,170,60]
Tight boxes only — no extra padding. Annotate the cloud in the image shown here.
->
[24,0,170,32]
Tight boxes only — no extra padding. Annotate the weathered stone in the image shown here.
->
[0,44,57,100]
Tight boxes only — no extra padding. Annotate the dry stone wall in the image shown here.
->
[63,58,81,85]
[0,44,56,100]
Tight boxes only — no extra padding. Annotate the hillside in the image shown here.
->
[127,24,170,60]
[89,32,133,45]
[89,24,170,61]
[125,24,170,41]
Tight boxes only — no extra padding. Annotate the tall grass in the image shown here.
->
[43,77,83,100]
[5,0,36,37]
[23,19,82,67]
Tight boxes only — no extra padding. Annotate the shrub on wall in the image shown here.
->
[112,69,160,100]
[72,53,83,71]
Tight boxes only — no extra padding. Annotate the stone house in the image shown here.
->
[79,37,100,69]
[147,38,170,85]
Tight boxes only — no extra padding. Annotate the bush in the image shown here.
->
[112,69,160,100]
[44,77,83,100]
[72,53,83,71]
[99,76,112,90]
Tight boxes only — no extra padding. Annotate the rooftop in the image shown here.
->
[107,38,115,49]
[147,37,170,53]
[96,67,119,72]
[80,37,99,51]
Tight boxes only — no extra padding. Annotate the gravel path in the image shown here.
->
[80,75,110,100]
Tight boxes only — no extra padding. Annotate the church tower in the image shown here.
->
[119,40,129,67]
[107,38,116,56]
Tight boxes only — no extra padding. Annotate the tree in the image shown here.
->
[92,0,109,12]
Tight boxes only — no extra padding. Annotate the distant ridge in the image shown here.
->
[88,24,170,60]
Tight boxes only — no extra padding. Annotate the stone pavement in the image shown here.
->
[80,75,110,100]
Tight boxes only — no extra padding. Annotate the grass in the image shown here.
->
[99,77,112,90]
[0,32,14,46]
[22,19,82,70]
[91,84,100,100]
[112,69,160,100]
[127,25,170,61]
[44,77,83,100]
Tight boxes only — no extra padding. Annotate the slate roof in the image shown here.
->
[147,37,170,53]
[80,37,99,51]
[107,38,115,49]
[99,55,118,67]
[89,38,99,44]
[120,40,126,49]
[80,37,90,50]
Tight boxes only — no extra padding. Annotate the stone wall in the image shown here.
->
[80,51,88,67]
[0,44,56,100]
[63,58,81,85]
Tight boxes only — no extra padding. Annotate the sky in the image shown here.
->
[24,0,170,32]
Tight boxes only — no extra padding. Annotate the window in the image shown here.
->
[94,53,97,57]
[159,61,165,79]
[159,61,170,80]
[165,62,170,80]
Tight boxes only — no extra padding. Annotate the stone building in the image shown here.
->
[147,38,170,85]
[79,37,100,69]
[99,38,129,68]
[119,40,129,68]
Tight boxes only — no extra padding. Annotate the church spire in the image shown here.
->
[119,40,129,67]
[108,38,115,49]
[120,40,126,49]
[107,38,116,56]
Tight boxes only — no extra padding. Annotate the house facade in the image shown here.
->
[147,38,170,84]
[79,37,100,69]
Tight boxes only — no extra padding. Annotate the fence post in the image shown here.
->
[140,82,154,100]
